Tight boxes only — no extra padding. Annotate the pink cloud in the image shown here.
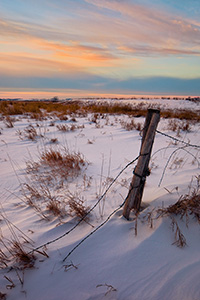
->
[85,0,200,46]
[0,1,200,81]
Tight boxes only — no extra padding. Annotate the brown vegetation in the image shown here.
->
[3,116,15,128]
[167,119,191,135]
[157,188,200,225]
[22,147,88,220]
[67,192,90,221]
[0,210,35,271]
[120,118,142,131]
[0,100,199,121]
[40,148,86,179]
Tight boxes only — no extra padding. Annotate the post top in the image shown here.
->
[147,108,160,114]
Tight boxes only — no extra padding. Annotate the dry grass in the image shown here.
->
[0,209,35,270]
[87,139,94,144]
[10,241,35,268]
[17,124,39,141]
[171,217,187,247]
[40,149,63,163]
[167,119,180,133]
[22,182,53,220]
[67,192,90,221]
[56,124,69,132]
[0,204,49,293]
[138,206,188,248]
[40,148,86,180]
[46,200,65,217]
[0,100,80,116]
[70,116,77,122]
[157,176,200,222]
[22,182,67,219]
[22,173,90,221]
[82,174,93,190]
[157,193,200,224]
[3,116,15,128]
[25,161,40,174]
[0,209,37,295]
[155,176,200,247]
[24,125,38,141]
[23,183,42,204]
[50,138,58,144]
[90,113,100,123]
[167,119,191,135]
[64,261,79,272]
[49,120,55,127]
[22,173,92,221]
[131,176,200,248]
[96,283,117,296]
[56,123,84,132]
[57,113,68,121]
[162,109,200,121]
[22,147,87,220]
[120,118,142,131]
[1,100,199,121]
[169,157,184,170]
[29,111,46,121]
[0,248,10,269]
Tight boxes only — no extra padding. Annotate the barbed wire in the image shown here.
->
[153,131,200,187]
[156,130,200,148]
[63,201,125,262]
[29,155,140,254]
[157,145,199,187]
[62,177,146,261]
[63,128,200,260]
[29,127,200,258]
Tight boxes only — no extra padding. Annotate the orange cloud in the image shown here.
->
[33,39,117,67]
[1,1,200,81]
[0,52,88,77]
[1,5,200,64]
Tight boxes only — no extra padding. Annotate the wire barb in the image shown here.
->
[28,155,140,254]
[156,130,200,148]
[28,128,200,258]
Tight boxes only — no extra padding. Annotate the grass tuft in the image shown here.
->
[0,209,36,272]
[46,200,64,217]
[167,119,192,135]
[10,241,35,268]
[40,148,86,179]
[121,118,142,131]
[67,192,90,221]
[157,190,200,224]
[3,116,15,128]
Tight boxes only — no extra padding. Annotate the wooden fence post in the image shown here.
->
[123,109,160,220]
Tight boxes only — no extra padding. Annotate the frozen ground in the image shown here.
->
[0,98,200,300]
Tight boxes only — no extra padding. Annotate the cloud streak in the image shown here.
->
[85,0,200,45]
[1,0,200,57]
[0,0,200,96]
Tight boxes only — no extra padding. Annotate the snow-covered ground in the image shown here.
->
[0,98,200,300]
[82,97,200,111]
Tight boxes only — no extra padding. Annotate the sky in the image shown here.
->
[0,0,200,99]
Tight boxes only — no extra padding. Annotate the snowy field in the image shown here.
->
[0,98,200,300]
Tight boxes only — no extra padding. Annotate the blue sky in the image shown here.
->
[0,0,200,98]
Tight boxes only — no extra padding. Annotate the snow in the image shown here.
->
[84,97,200,111]
[0,98,200,300]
